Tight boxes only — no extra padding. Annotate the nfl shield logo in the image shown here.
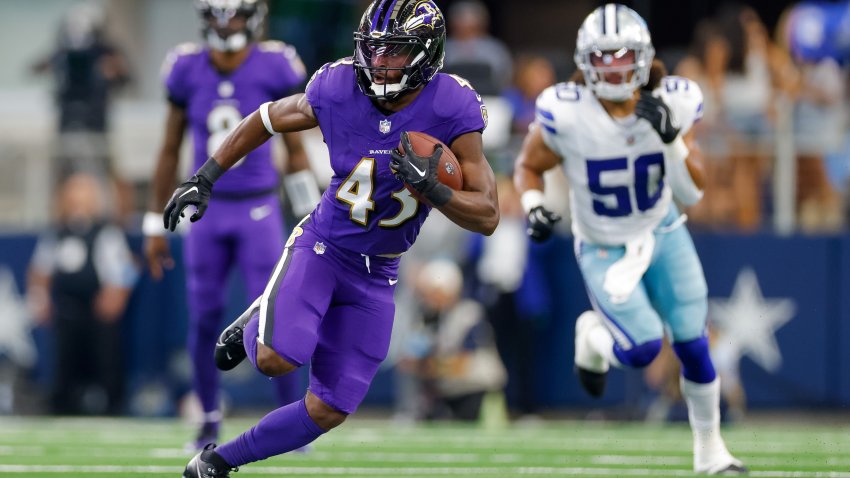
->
[379,119,392,134]
[313,242,326,255]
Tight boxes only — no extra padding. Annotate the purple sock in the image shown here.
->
[243,313,260,370]
[215,399,326,466]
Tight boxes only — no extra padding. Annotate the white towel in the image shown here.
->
[603,231,655,304]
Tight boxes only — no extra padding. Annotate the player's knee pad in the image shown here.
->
[672,336,716,384]
[613,338,662,368]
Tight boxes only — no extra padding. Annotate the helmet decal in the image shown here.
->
[401,1,443,32]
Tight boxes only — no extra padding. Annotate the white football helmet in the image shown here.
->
[574,3,655,101]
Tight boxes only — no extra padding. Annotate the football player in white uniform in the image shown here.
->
[513,4,746,475]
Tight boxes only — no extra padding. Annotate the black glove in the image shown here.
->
[635,91,679,144]
[527,206,561,243]
[390,131,453,207]
[163,174,213,232]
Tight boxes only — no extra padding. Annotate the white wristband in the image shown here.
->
[260,101,278,135]
[520,189,545,214]
[143,211,165,236]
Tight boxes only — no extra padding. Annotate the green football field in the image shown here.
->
[0,416,848,477]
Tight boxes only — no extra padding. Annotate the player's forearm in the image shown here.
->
[148,151,180,212]
[513,125,556,195]
[664,134,704,206]
[282,132,310,174]
[683,134,705,190]
[513,163,546,196]
[438,190,500,235]
[212,111,274,170]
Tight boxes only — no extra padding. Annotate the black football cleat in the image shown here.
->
[575,366,607,398]
[183,444,236,478]
[215,302,258,371]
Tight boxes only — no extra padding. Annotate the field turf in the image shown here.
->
[0,416,848,477]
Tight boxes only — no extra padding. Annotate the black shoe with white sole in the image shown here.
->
[183,444,236,478]
[214,305,257,371]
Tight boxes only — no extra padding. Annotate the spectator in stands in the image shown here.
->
[443,0,513,95]
[779,3,847,231]
[31,1,130,182]
[677,6,790,231]
[401,259,506,421]
[503,55,557,135]
[27,173,138,415]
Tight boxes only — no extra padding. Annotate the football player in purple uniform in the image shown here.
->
[143,0,320,451]
[167,1,499,476]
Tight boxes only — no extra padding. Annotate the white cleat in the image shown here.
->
[574,311,609,397]
[694,437,748,475]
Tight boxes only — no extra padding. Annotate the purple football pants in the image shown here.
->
[254,219,398,414]
[184,194,303,415]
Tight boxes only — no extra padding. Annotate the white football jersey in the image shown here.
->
[535,76,703,246]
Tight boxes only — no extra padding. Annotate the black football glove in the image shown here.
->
[390,131,453,206]
[635,91,679,144]
[527,206,561,243]
[163,174,213,232]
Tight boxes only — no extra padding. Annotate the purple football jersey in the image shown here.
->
[304,58,487,255]
[162,41,306,195]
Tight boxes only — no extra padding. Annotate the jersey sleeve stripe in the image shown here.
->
[540,122,557,135]
[536,108,555,122]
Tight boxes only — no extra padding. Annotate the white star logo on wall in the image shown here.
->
[0,266,36,368]
[708,267,796,372]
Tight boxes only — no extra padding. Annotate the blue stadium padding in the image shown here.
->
[2,230,850,412]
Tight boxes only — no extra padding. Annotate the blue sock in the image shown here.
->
[215,398,325,467]
[673,336,716,384]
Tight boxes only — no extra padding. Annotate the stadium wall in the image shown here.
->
[0,232,847,414]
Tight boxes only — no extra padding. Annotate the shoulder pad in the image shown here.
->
[259,40,306,80]
[654,76,704,134]
[173,42,203,56]
[535,82,585,134]
[160,42,202,80]
[305,58,356,108]
[433,73,485,120]
[257,40,288,52]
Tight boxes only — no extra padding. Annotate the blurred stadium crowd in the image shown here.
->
[0,0,848,425]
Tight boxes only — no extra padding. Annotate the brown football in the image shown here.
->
[399,131,464,193]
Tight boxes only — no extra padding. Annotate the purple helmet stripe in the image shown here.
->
[381,0,403,31]
[371,0,390,30]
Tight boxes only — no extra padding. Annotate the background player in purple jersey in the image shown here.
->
[165,1,499,476]
[142,0,320,451]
